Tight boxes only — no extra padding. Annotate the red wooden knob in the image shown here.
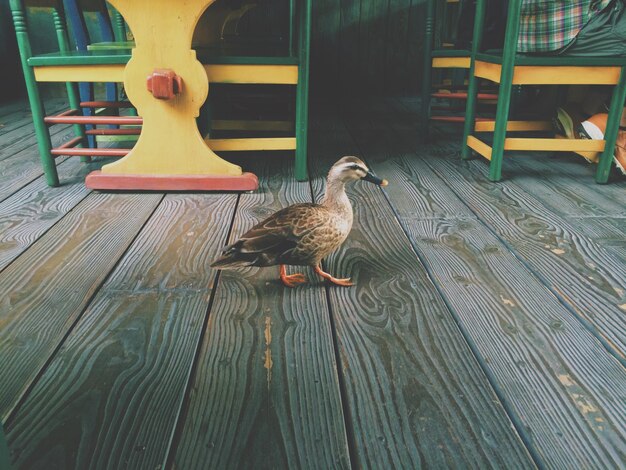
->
[146,69,183,100]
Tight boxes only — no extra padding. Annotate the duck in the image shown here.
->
[210,156,388,287]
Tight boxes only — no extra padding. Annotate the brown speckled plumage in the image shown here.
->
[211,156,387,287]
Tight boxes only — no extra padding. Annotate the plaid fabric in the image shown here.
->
[518,0,614,52]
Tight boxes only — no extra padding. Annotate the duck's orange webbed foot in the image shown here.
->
[280,265,307,288]
[314,265,354,287]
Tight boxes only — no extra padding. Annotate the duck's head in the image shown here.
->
[328,156,388,186]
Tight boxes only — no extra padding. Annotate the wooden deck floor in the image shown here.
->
[1,97,625,469]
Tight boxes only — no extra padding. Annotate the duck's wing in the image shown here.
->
[211,203,323,268]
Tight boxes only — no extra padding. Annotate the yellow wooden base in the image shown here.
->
[467,134,606,161]
[211,120,293,132]
[206,137,296,151]
[475,61,622,85]
[432,57,471,69]
[34,64,298,85]
[474,121,553,132]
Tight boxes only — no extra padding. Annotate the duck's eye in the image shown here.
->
[350,164,363,172]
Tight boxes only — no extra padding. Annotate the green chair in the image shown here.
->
[461,0,626,183]
[421,0,497,134]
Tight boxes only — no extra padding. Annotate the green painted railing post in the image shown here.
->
[295,0,311,181]
[596,66,626,183]
[52,6,90,163]
[10,0,59,187]
[460,0,486,160]
[488,0,522,181]
[113,10,126,42]
[288,0,295,57]
[420,0,435,141]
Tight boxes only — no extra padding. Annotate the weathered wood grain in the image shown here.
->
[0,102,68,155]
[6,193,237,470]
[0,158,103,272]
[0,122,71,163]
[0,192,162,423]
[351,107,626,468]
[308,122,534,468]
[0,132,74,204]
[174,155,351,469]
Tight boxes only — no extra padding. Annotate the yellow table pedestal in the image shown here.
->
[86,0,258,191]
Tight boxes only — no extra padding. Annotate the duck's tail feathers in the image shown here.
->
[210,242,257,270]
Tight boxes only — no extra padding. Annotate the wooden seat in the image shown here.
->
[461,0,626,184]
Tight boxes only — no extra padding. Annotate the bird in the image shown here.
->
[210,156,388,287]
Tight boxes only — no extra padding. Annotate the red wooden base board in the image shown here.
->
[85,171,259,191]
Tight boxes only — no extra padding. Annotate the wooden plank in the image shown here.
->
[0,158,99,272]
[504,138,605,153]
[0,130,74,204]
[339,0,361,94]
[174,156,351,469]
[33,64,125,82]
[384,0,413,90]
[0,122,71,163]
[347,104,626,467]
[396,96,626,358]
[0,100,66,142]
[0,192,162,422]
[6,193,237,469]
[467,135,492,160]
[435,155,626,359]
[204,64,299,84]
[206,137,296,151]
[307,121,534,467]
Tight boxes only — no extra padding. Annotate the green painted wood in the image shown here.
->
[338,0,361,96]
[475,52,626,67]
[27,49,302,66]
[461,0,486,159]
[350,100,626,467]
[51,7,88,162]
[295,0,312,181]
[385,0,413,91]
[0,192,163,422]
[488,0,522,181]
[6,193,238,469]
[0,158,98,272]
[307,113,534,468]
[596,67,626,183]
[10,0,58,186]
[421,0,436,133]
[174,155,350,469]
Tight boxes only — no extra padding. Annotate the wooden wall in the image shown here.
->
[311,0,427,97]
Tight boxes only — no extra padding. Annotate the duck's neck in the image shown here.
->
[322,179,352,216]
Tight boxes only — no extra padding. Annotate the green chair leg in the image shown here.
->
[295,0,311,182]
[420,0,435,141]
[488,0,522,181]
[596,66,626,184]
[11,0,59,187]
[461,0,487,160]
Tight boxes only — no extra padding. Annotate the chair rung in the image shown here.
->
[45,115,143,125]
[55,109,81,118]
[431,116,490,123]
[51,147,131,157]
[79,101,134,108]
[55,136,84,151]
[431,92,499,100]
[85,128,141,135]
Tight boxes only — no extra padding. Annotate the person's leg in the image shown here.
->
[560,0,626,57]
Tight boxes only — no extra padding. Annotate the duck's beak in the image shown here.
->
[362,171,388,186]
